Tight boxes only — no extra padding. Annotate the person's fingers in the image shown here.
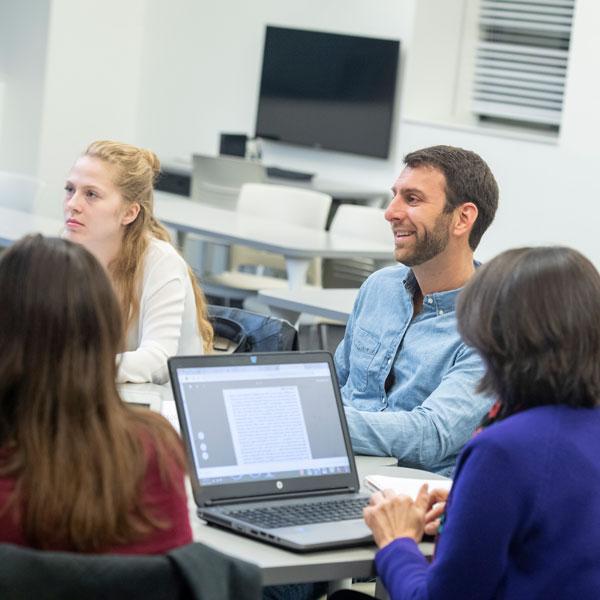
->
[429,488,449,503]
[425,502,446,522]
[414,483,430,512]
[382,488,398,499]
[424,519,440,536]
[369,491,384,506]
[363,505,382,530]
[363,505,391,547]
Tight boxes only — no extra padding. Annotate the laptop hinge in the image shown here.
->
[204,486,358,507]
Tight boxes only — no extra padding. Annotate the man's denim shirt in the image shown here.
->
[334,264,492,476]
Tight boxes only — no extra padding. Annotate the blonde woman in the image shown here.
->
[63,140,213,384]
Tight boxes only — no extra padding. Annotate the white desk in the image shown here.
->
[0,206,63,246]
[118,382,170,412]
[123,383,447,596]
[258,287,359,324]
[188,456,447,596]
[154,193,392,289]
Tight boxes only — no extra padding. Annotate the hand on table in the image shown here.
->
[363,484,430,548]
[424,487,449,536]
[363,485,450,548]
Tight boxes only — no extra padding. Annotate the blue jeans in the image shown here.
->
[263,582,328,600]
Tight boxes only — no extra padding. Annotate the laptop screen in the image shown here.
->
[174,360,351,488]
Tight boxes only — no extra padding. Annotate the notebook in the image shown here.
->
[168,351,372,552]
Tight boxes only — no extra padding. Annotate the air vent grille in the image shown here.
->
[473,0,575,129]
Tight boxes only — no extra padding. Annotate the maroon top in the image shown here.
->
[0,434,193,554]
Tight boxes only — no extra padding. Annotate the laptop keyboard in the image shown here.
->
[223,497,369,529]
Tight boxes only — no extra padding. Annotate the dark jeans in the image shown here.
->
[263,582,328,600]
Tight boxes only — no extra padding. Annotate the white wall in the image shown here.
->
[3,0,600,264]
[132,0,600,265]
[395,0,600,265]
[35,0,147,217]
[136,0,417,187]
[0,0,50,175]
[558,0,600,154]
[402,0,472,123]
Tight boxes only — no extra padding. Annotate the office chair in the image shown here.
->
[190,154,266,211]
[186,154,268,277]
[323,203,393,288]
[299,204,393,352]
[203,183,332,302]
[0,541,262,600]
[0,171,46,212]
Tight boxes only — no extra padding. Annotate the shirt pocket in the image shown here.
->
[349,326,381,393]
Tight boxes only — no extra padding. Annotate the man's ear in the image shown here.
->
[122,202,141,226]
[453,202,478,238]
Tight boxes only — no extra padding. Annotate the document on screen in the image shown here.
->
[224,385,312,466]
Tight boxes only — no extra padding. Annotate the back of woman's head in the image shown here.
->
[0,235,185,551]
[457,246,600,418]
[0,235,122,442]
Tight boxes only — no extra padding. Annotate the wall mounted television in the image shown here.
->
[255,26,400,159]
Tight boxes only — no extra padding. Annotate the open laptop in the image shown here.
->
[168,351,372,552]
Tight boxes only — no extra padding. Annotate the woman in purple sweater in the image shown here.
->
[337,246,600,599]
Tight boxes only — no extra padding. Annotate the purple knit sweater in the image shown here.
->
[375,405,600,599]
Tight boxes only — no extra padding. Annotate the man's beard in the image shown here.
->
[396,211,452,267]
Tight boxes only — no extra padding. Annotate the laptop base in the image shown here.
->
[201,508,374,552]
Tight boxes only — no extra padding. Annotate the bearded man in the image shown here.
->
[335,145,499,476]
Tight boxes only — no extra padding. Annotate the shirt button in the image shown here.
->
[426,297,433,304]
[438,309,444,315]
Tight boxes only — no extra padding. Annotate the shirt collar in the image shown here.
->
[401,261,481,315]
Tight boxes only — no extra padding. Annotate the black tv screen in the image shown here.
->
[255,26,400,159]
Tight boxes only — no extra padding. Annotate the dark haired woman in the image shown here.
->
[339,246,600,599]
[0,235,192,553]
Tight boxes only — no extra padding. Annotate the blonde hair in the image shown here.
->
[84,140,213,352]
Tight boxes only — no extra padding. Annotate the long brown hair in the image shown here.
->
[0,235,186,551]
[83,140,213,351]
[457,246,600,424]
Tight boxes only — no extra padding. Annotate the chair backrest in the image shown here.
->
[329,203,389,241]
[0,171,46,212]
[323,204,393,288]
[230,183,333,278]
[191,154,266,211]
[208,305,298,352]
[0,541,262,600]
[237,183,332,229]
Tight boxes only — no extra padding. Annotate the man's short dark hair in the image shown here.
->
[457,246,600,419]
[403,145,499,250]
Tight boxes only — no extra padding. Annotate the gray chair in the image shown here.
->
[191,154,266,211]
[186,154,268,277]
[0,541,262,600]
